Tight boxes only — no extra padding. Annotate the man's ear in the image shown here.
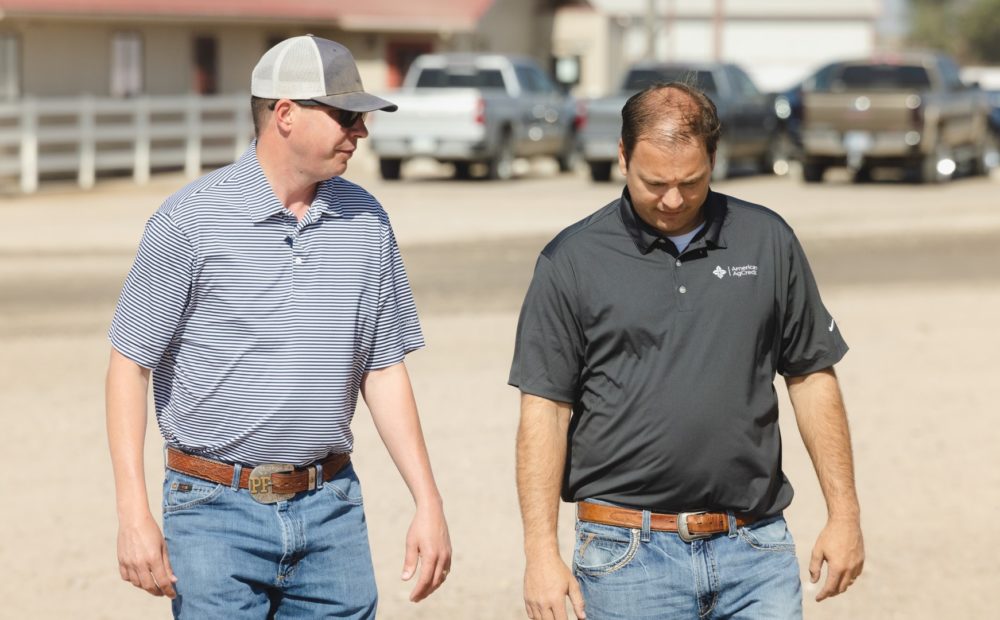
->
[618,139,628,177]
[271,99,296,132]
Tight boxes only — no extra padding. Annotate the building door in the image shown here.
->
[387,41,433,87]
[0,34,19,100]
[193,36,218,95]
[111,32,143,97]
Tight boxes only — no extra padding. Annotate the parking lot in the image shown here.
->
[2,158,999,619]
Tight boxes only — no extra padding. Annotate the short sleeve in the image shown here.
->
[508,253,583,403]
[367,225,424,370]
[108,212,194,369]
[777,235,848,376]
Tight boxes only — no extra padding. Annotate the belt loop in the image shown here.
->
[727,513,738,538]
[641,509,651,542]
[315,463,324,490]
[230,463,242,491]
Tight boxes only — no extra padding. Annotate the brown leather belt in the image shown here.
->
[578,501,754,542]
[166,447,350,504]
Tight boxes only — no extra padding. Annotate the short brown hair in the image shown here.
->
[251,96,277,137]
[620,82,721,164]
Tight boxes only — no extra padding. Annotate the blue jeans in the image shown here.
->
[162,462,377,619]
[573,509,802,619]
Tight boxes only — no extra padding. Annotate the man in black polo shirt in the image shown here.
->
[510,83,864,619]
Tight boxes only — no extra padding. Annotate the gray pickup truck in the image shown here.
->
[579,61,778,182]
[369,53,580,180]
[800,52,996,183]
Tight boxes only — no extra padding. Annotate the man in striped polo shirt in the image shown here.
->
[106,36,450,618]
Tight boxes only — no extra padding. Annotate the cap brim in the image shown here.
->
[312,92,398,113]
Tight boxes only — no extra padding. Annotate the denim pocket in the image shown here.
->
[323,463,363,506]
[739,516,796,553]
[573,521,641,576]
[163,470,225,513]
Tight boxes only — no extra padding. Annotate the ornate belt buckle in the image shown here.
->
[677,511,711,543]
[248,463,295,504]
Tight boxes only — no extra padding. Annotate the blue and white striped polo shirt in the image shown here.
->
[110,144,423,466]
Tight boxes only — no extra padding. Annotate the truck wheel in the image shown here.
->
[379,158,402,181]
[918,141,954,184]
[487,132,514,181]
[588,161,613,182]
[711,140,730,182]
[975,131,1000,176]
[453,161,473,180]
[557,133,579,173]
[802,158,826,183]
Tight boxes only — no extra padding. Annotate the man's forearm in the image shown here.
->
[516,394,573,555]
[106,348,153,521]
[786,368,860,519]
[361,362,442,506]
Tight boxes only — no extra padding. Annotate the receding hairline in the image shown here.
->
[633,86,710,151]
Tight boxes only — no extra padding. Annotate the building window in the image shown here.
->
[387,41,432,88]
[193,36,218,95]
[111,32,143,98]
[0,34,20,100]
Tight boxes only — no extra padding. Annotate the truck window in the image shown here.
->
[623,69,717,95]
[836,65,931,90]
[415,68,506,89]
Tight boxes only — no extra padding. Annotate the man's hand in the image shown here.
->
[524,552,585,620]
[117,512,177,598]
[810,517,864,601]
[401,502,452,602]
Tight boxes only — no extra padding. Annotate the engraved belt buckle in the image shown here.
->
[248,463,295,504]
[677,511,711,543]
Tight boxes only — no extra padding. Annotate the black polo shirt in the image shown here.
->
[509,189,848,518]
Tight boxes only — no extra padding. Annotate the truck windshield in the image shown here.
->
[622,69,717,94]
[836,65,931,90]
[415,68,506,89]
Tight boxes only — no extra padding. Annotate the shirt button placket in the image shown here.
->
[675,255,691,311]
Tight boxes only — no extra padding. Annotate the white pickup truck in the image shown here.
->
[369,53,580,180]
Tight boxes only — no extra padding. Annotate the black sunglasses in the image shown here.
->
[268,100,367,127]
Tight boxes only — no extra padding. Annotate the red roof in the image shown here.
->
[0,0,496,30]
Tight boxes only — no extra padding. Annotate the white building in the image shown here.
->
[553,0,885,96]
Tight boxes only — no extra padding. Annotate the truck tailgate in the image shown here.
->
[803,91,918,133]
[371,88,487,144]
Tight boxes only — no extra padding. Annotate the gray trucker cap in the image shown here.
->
[251,35,397,112]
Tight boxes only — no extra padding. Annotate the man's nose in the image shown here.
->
[351,119,369,139]
[660,188,683,209]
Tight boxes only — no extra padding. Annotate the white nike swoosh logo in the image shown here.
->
[829,319,836,332]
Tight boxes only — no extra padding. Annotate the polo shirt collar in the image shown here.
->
[236,141,344,223]
[619,187,729,254]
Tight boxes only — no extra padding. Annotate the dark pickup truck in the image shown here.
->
[578,61,779,182]
[799,52,996,183]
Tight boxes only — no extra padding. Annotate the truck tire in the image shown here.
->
[379,158,402,181]
[974,131,1000,176]
[557,132,579,173]
[487,131,514,181]
[802,158,826,183]
[918,141,953,184]
[588,161,613,182]
[453,161,473,180]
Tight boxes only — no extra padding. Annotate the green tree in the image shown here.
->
[962,0,1000,62]
[908,0,1000,63]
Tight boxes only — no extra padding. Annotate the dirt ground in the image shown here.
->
[2,157,999,619]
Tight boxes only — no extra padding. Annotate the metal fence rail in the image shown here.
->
[0,94,254,193]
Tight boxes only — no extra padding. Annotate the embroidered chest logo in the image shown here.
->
[713,264,759,279]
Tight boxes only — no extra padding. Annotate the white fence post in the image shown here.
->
[78,95,96,189]
[184,95,201,178]
[133,96,150,184]
[20,96,38,194]
[234,94,251,159]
